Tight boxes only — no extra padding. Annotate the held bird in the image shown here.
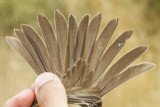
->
[6,10,156,107]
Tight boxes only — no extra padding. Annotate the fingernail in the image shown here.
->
[35,72,58,94]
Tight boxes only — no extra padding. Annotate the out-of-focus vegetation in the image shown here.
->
[0,0,160,106]
[136,0,160,10]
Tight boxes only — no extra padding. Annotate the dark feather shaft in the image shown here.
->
[6,37,42,74]
[92,30,133,85]
[15,29,45,73]
[38,14,61,75]
[21,25,53,73]
[97,45,148,87]
[81,13,102,61]
[100,62,156,96]
[55,10,68,72]
[88,19,118,70]
[74,14,89,62]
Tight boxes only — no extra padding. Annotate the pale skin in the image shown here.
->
[3,72,68,107]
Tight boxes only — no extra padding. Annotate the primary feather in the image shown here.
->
[6,10,155,107]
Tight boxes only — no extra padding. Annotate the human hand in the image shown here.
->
[3,72,68,107]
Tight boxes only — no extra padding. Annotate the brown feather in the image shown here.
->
[97,45,148,87]
[21,24,52,73]
[100,62,156,96]
[38,14,61,75]
[88,19,118,70]
[55,10,68,72]
[92,30,133,85]
[6,37,42,74]
[74,14,89,62]
[81,13,102,61]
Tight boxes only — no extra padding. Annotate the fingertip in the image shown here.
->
[3,89,35,107]
[35,72,68,107]
[35,72,60,94]
[30,83,35,92]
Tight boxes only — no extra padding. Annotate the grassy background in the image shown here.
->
[0,0,160,106]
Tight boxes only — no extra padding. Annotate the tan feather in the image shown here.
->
[64,14,78,71]
[100,62,156,96]
[38,14,61,75]
[70,59,84,86]
[92,30,133,84]
[70,64,78,86]
[68,14,78,66]
[15,29,44,73]
[80,61,90,88]
[6,37,42,74]
[97,45,148,87]
[21,24,52,73]
[74,14,89,62]
[88,19,118,70]
[81,13,102,60]
[55,10,68,72]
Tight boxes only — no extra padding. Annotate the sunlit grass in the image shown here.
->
[0,0,160,106]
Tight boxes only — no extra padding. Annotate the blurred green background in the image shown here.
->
[0,0,160,106]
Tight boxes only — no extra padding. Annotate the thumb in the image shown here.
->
[35,72,68,107]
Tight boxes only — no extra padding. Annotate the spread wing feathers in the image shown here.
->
[21,25,54,73]
[38,14,61,74]
[100,62,156,96]
[91,30,133,85]
[73,14,89,62]
[64,14,78,71]
[14,29,46,73]
[88,19,118,70]
[80,61,90,88]
[6,10,156,100]
[96,45,148,88]
[81,13,102,61]
[6,37,42,74]
[55,10,68,72]
[69,59,84,86]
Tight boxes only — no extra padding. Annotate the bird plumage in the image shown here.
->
[6,10,155,107]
